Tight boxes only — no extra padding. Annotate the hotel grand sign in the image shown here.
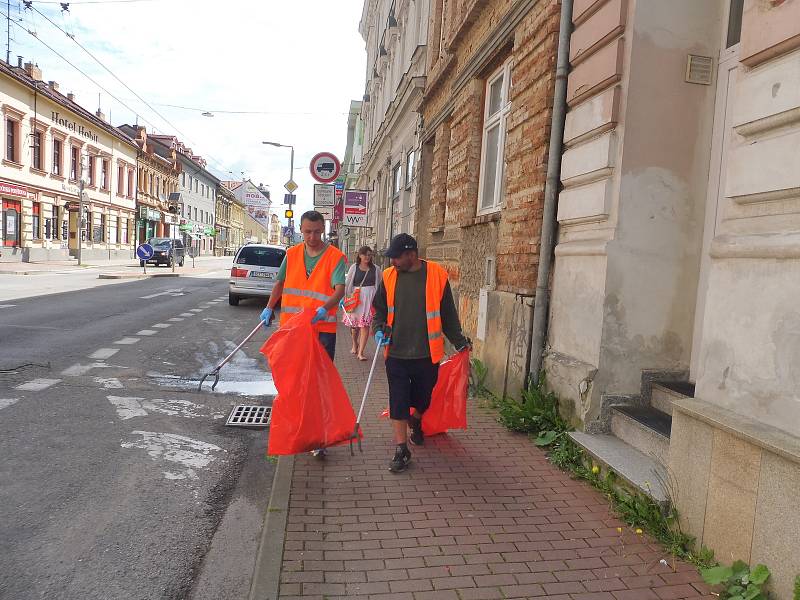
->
[50,111,99,143]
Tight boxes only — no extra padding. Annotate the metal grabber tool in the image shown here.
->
[350,342,383,455]
[197,318,267,391]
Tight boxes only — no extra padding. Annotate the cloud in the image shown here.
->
[13,0,366,218]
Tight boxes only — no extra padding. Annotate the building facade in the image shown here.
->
[228,186,245,251]
[117,124,180,245]
[357,0,430,260]
[544,1,800,596]
[149,135,218,255]
[416,0,560,395]
[215,184,234,255]
[1,61,138,262]
[340,100,365,259]
[268,213,281,246]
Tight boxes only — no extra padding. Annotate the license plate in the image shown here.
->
[250,271,274,279]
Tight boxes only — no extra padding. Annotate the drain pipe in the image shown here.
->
[528,0,573,387]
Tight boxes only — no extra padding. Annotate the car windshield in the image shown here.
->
[236,247,285,267]
[149,238,173,248]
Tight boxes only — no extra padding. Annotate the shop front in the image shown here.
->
[1,181,27,260]
[138,206,162,244]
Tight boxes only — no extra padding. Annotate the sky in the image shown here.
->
[4,0,367,222]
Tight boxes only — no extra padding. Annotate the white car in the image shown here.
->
[229,243,286,306]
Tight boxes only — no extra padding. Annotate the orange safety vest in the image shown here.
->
[280,243,345,333]
[383,260,448,364]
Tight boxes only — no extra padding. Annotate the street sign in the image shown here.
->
[187,246,199,258]
[284,179,298,193]
[313,184,335,207]
[343,190,369,227]
[316,206,334,220]
[283,193,296,205]
[136,243,154,260]
[309,152,341,184]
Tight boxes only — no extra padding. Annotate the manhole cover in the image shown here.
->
[226,405,271,428]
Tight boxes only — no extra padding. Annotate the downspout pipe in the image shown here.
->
[528,0,573,387]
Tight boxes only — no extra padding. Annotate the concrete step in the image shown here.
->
[651,381,695,415]
[610,405,671,467]
[569,432,668,506]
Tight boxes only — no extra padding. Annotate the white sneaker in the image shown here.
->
[310,448,327,459]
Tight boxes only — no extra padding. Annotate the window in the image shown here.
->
[200,209,204,223]
[110,215,118,244]
[405,150,415,188]
[188,175,192,190]
[727,0,744,48]
[478,61,512,214]
[52,138,62,175]
[100,213,106,242]
[149,173,154,196]
[127,170,134,197]
[32,202,41,239]
[121,217,129,244]
[101,159,109,190]
[51,204,59,240]
[117,165,124,195]
[182,173,185,186]
[32,131,43,170]
[194,207,198,221]
[392,163,402,197]
[70,146,79,180]
[6,119,17,162]
[88,156,96,187]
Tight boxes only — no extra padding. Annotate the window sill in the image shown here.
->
[3,159,23,169]
[31,167,47,176]
[467,211,501,227]
[50,173,65,181]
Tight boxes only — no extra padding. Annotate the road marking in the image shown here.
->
[140,288,185,299]
[0,398,20,410]
[90,348,119,360]
[114,337,140,344]
[94,377,123,389]
[0,304,16,308]
[62,362,127,376]
[168,317,184,322]
[136,330,157,336]
[179,313,195,317]
[151,324,171,329]
[108,396,148,419]
[120,430,225,480]
[14,378,61,391]
[108,395,209,420]
[189,309,203,313]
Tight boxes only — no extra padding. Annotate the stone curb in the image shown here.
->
[248,454,294,600]
[98,272,181,279]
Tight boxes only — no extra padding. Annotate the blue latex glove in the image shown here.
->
[311,306,328,324]
[260,307,273,328]
[374,330,390,347]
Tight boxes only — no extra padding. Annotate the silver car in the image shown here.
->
[229,243,286,306]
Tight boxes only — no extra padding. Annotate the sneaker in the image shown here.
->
[311,448,327,459]
[408,415,424,446]
[388,445,411,473]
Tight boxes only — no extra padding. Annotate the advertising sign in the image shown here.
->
[313,184,335,207]
[342,190,368,227]
[239,181,271,230]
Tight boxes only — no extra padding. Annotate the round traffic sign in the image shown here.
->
[309,152,341,184]
[136,243,154,260]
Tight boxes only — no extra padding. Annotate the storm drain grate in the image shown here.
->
[226,405,271,428]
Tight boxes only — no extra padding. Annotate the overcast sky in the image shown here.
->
[7,0,366,220]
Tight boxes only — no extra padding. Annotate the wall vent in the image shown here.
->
[685,55,714,85]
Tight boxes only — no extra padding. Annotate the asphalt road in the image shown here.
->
[0,272,277,600]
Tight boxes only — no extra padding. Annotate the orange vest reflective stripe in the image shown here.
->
[383,260,448,364]
[280,243,345,333]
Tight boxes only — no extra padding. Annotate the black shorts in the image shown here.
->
[386,357,440,421]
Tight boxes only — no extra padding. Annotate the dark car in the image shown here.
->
[141,238,185,267]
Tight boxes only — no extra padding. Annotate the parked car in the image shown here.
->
[141,238,185,267]
[229,243,286,306]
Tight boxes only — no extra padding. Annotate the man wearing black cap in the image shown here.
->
[372,233,470,472]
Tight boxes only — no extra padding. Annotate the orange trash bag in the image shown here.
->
[422,349,470,436]
[260,309,358,455]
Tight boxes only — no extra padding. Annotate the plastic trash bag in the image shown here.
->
[377,350,470,436]
[260,310,357,455]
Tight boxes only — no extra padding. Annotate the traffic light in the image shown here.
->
[285,209,293,219]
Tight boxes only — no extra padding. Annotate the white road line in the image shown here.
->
[136,330,157,336]
[95,377,123,389]
[179,313,195,317]
[0,304,16,308]
[14,378,62,391]
[0,398,20,410]
[168,317,184,322]
[189,309,203,313]
[140,288,185,300]
[114,337,141,344]
[89,348,119,360]
[151,324,171,329]
[62,363,109,376]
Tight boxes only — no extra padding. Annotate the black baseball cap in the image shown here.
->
[384,233,418,258]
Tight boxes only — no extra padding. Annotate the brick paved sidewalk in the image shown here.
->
[276,327,714,600]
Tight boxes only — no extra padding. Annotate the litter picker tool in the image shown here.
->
[198,318,268,391]
[350,342,383,455]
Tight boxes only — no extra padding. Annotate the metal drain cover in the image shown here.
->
[226,405,271,428]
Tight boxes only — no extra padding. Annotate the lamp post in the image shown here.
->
[77,150,89,266]
[262,141,294,241]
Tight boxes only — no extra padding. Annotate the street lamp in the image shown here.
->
[263,141,295,243]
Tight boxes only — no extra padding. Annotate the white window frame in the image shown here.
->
[477,60,512,215]
[405,149,415,189]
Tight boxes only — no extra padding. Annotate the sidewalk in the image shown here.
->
[267,326,714,600]
[0,255,230,275]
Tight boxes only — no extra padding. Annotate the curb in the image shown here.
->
[98,272,181,279]
[248,454,294,600]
